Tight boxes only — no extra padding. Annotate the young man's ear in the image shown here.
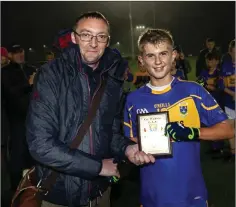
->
[138,55,144,67]
[71,32,76,44]
[172,50,177,62]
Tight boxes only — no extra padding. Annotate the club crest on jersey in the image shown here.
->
[179,102,188,116]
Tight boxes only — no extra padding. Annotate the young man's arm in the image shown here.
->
[165,85,234,142]
[224,87,235,97]
[26,63,103,180]
[199,119,234,140]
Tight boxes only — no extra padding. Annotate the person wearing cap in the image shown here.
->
[1,47,9,68]
[1,43,37,191]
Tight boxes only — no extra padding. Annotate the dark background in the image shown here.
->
[1,1,235,59]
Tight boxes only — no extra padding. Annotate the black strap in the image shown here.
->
[40,80,107,192]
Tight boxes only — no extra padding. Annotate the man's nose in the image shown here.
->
[90,36,98,48]
[155,56,161,65]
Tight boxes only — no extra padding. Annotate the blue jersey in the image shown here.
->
[199,68,220,101]
[174,69,186,80]
[219,60,235,110]
[124,78,227,207]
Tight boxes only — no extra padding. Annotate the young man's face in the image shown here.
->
[72,18,109,66]
[206,41,215,51]
[138,41,176,80]
[206,58,218,70]
[46,54,54,62]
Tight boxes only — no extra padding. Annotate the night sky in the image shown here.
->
[1,1,235,57]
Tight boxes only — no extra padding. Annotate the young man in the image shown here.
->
[26,12,147,207]
[197,52,225,155]
[219,39,235,162]
[124,29,234,207]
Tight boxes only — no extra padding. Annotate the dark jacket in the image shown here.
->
[196,47,220,77]
[1,62,36,123]
[26,45,133,206]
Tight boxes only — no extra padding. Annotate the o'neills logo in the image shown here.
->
[154,102,170,112]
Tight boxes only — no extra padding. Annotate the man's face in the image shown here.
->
[1,56,8,67]
[206,58,218,69]
[138,41,176,80]
[46,54,54,62]
[206,41,215,51]
[11,50,25,64]
[71,18,109,66]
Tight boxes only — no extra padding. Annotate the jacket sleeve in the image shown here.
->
[26,63,102,180]
[110,88,136,160]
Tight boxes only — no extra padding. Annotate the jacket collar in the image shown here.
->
[61,44,121,76]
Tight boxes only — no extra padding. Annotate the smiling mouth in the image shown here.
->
[153,67,164,72]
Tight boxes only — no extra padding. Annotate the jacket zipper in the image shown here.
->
[74,59,118,202]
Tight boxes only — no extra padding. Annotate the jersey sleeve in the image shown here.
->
[123,96,138,141]
[197,86,228,126]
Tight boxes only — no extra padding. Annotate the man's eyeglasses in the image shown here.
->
[73,30,109,43]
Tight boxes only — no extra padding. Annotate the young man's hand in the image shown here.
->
[125,144,155,166]
[165,122,200,142]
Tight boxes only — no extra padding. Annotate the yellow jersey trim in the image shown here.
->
[128,105,134,111]
[201,103,219,110]
[151,85,171,94]
[190,94,202,100]
[167,97,192,110]
[124,122,131,128]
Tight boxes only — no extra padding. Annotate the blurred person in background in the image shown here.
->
[218,39,235,162]
[1,47,11,207]
[45,51,55,62]
[196,38,220,77]
[132,59,150,88]
[197,52,225,157]
[174,45,191,80]
[170,59,186,80]
[1,43,37,191]
[1,47,9,68]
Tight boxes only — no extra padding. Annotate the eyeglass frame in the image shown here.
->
[72,30,110,43]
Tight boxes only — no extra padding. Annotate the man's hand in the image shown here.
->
[29,72,36,85]
[125,144,155,166]
[165,122,200,142]
[99,159,120,177]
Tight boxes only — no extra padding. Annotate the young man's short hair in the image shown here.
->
[205,52,220,60]
[73,11,110,33]
[138,28,174,53]
[229,39,235,52]
[206,38,215,43]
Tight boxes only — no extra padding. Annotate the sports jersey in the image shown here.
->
[124,77,228,207]
[218,60,235,110]
[198,68,220,101]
